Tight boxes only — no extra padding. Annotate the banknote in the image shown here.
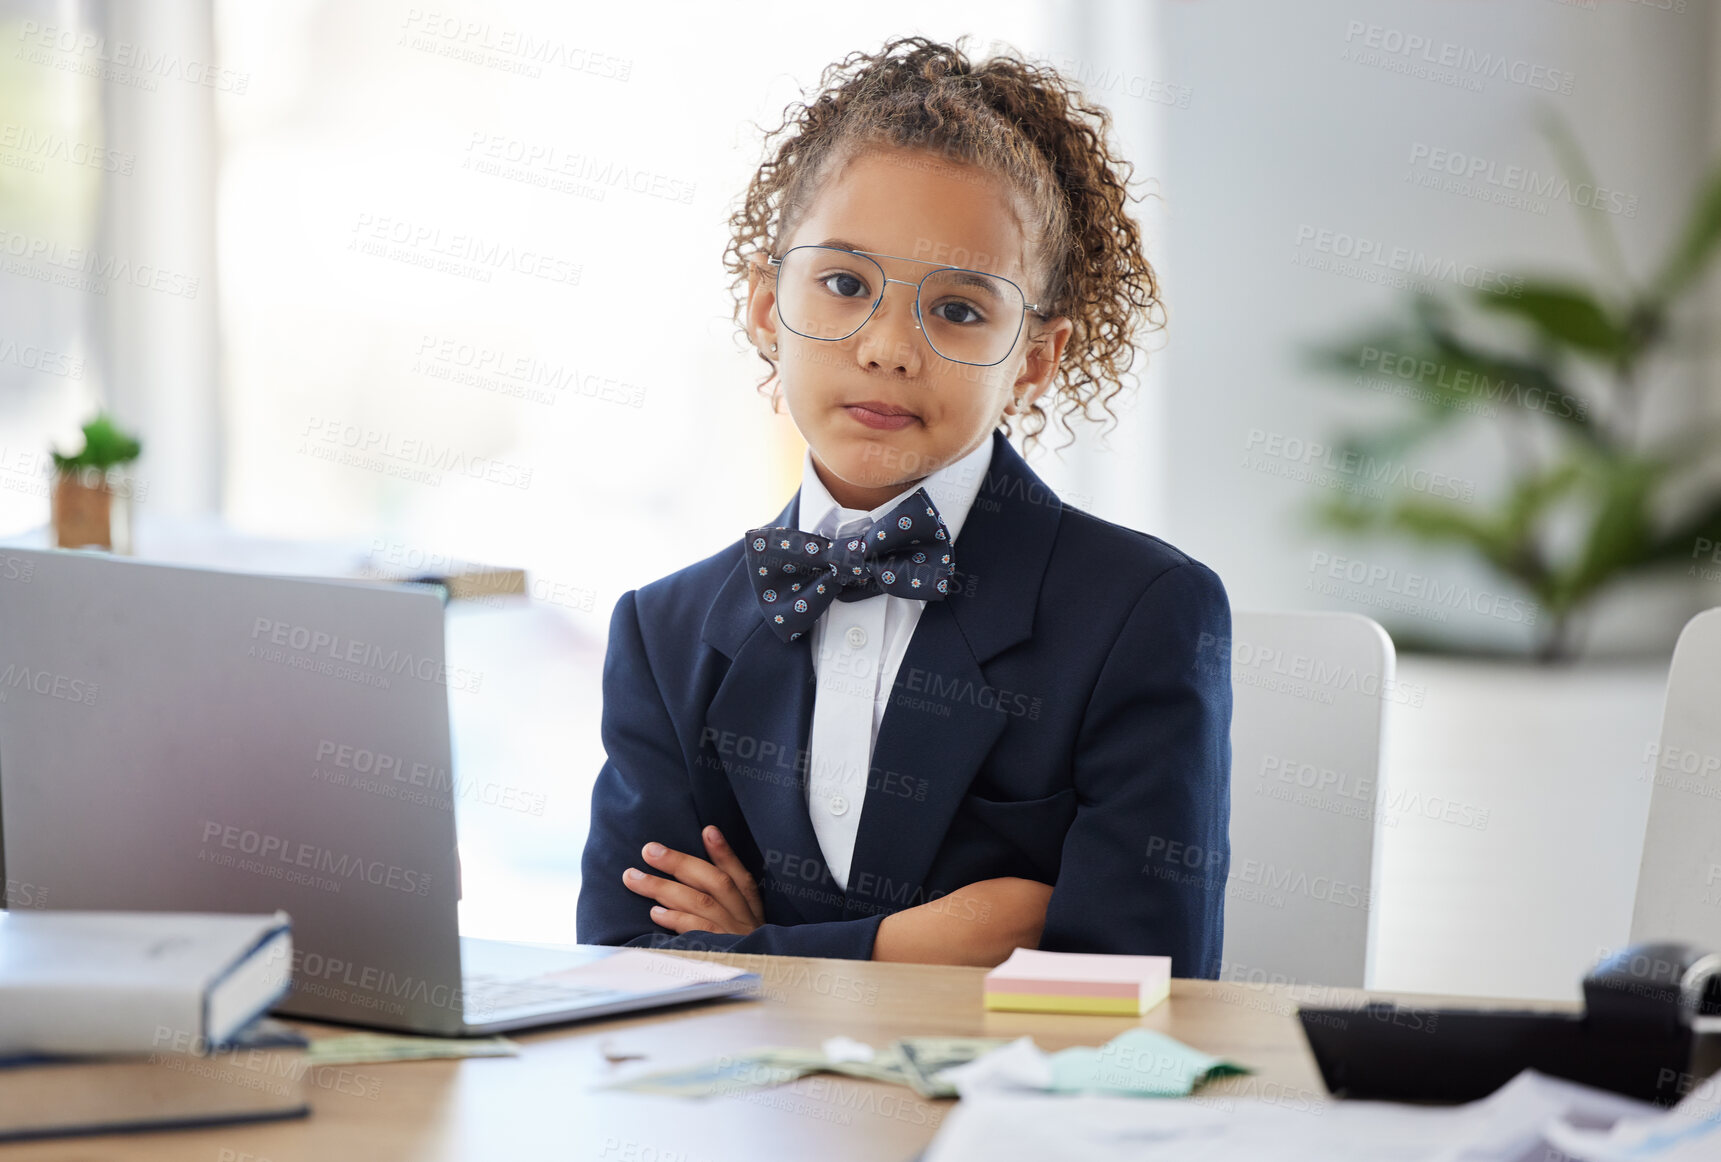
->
[896,1036,1013,1098]
[607,1037,1011,1099]
[607,1047,830,1097]
[303,1032,519,1067]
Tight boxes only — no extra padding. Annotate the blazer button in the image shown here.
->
[845,626,867,649]
[828,795,849,816]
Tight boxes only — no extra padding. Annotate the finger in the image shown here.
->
[623,866,736,930]
[702,827,765,923]
[648,905,710,935]
[641,842,754,926]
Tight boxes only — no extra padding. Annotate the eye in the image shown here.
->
[817,271,872,300]
[930,298,986,326]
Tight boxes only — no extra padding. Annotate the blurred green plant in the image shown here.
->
[52,413,142,475]
[1304,112,1721,662]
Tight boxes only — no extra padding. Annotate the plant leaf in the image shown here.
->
[1650,157,1721,304]
[1473,281,1633,361]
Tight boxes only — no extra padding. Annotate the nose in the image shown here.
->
[854,279,926,375]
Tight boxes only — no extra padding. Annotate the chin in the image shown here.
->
[824,428,939,487]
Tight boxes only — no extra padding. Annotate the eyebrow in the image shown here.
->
[814,237,882,257]
[812,238,1017,283]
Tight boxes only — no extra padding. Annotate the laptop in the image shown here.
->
[0,546,757,1035]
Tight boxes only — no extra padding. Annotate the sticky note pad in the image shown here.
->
[983,948,1171,1016]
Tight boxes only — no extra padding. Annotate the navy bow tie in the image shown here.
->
[744,487,957,642]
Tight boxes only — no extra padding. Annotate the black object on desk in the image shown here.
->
[1298,941,1721,1103]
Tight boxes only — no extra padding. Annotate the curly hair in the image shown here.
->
[722,33,1163,455]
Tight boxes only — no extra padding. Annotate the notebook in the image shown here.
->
[0,910,292,1055]
[0,1017,309,1142]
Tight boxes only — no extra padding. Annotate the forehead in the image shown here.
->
[789,147,1033,282]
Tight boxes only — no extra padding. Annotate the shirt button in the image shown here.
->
[828,795,849,816]
[845,626,867,650]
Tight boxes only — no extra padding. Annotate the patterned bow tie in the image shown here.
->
[744,487,956,642]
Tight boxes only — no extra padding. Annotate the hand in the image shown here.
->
[622,826,766,937]
[873,877,1054,967]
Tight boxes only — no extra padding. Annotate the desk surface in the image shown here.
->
[4,953,1571,1162]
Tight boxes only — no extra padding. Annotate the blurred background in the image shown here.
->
[2,0,1717,1001]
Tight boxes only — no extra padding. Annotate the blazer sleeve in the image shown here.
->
[1036,560,1233,978]
[575,590,888,960]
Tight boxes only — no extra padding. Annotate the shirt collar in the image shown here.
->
[797,432,996,544]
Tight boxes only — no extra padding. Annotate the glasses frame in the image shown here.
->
[766,244,1045,368]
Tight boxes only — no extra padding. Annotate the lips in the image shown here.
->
[845,400,918,417]
[841,401,920,431]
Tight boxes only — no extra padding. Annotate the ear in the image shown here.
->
[1013,315,1074,411]
[744,254,779,358]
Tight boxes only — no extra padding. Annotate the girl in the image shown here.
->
[576,35,1232,974]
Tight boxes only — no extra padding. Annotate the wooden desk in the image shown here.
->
[2,954,1570,1161]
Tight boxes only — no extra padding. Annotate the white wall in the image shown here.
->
[1152,0,1714,658]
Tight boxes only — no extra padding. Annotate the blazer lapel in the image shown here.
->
[843,430,1063,917]
[700,432,1065,925]
[700,491,844,924]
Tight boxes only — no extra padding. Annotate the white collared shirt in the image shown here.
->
[797,434,995,891]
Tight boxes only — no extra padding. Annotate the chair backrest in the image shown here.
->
[1630,607,1721,950]
[1223,610,1395,989]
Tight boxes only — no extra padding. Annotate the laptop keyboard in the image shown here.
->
[461,972,620,1021]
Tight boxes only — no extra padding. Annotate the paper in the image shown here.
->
[540,948,751,993]
[1050,1029,1249,1096]
[821,1035,875,1065]
[936,1029,1247,1099]
[921,1069,1662,1162]
[1543,1078,1721,1162]
[303,1032,518,1066]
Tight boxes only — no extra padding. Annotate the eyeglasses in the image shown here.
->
[766,244,1044,367]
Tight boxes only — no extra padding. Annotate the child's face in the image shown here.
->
[747,147,1072,505]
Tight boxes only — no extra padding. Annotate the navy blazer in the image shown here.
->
[576,428,1233,977]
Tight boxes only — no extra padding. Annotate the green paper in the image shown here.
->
[1048,1029,1250,1097]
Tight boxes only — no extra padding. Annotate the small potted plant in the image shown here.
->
[51,413,143,553]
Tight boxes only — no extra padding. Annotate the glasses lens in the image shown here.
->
[773,247,1027,365]
[776,247,883,341]
[919,267,1024,366]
